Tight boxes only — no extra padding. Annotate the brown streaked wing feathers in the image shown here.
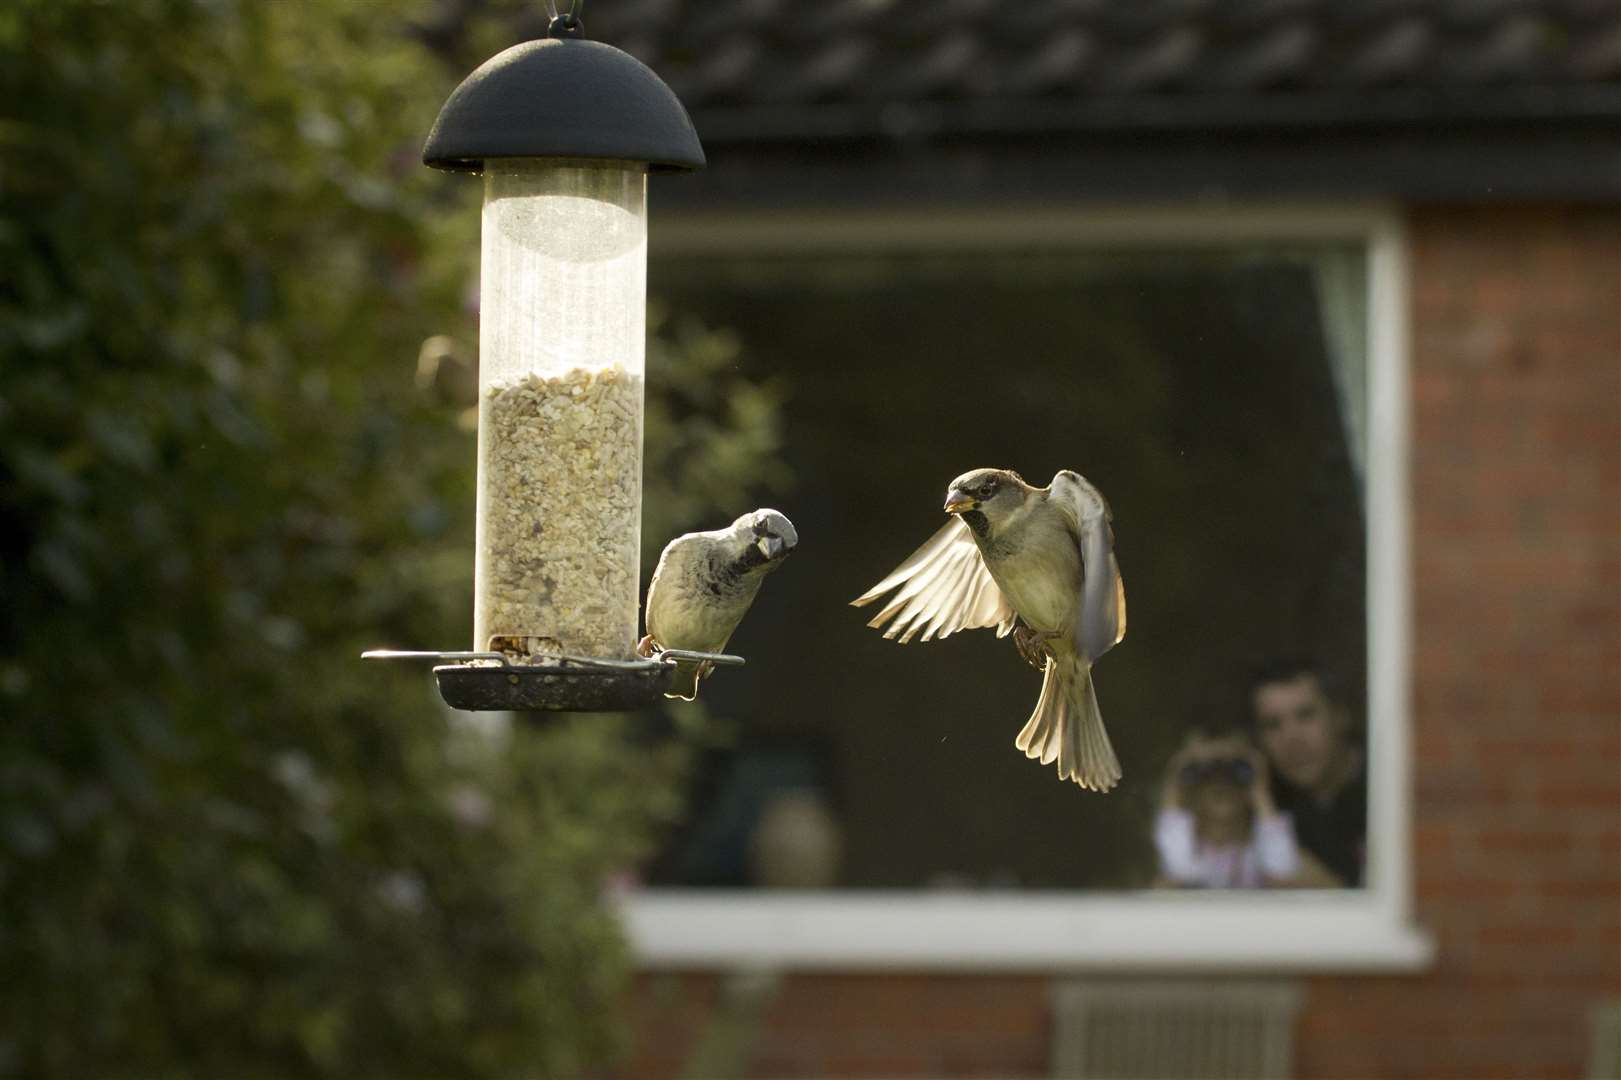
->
[850,517,1016,642]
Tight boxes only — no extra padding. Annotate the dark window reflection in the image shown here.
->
[643,248,1369,891]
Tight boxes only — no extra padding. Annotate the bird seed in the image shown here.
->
[476,365,643,661]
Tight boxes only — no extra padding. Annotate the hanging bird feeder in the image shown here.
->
[365,3,740,711]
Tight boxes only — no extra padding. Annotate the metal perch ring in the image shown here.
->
[362,646,743,712]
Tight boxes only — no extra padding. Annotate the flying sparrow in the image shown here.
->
[852,469,1126,791]
[639,509,798,700]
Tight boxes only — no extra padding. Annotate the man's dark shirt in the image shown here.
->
[1274,763,1367,887]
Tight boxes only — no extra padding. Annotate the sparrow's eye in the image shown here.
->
[978,483,997,497]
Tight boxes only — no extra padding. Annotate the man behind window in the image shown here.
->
[1247,659,1368,887]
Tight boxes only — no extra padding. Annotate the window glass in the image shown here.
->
[642,246,1369,891]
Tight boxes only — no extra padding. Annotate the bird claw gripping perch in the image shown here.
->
[1012,623,1057,672]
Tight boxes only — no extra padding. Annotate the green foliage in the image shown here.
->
[643,303,792,567]
[0,1,783,1075]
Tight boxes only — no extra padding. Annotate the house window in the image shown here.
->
[622,207,1430,969]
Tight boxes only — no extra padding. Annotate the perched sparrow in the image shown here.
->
[852,469,1127,791]
[639,509,798,700]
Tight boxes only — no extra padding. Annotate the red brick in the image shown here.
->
[1477,922,1582,948]
[1474,828,1574,857]
[812,1049,936,1077]
[1527,780,1621,809]
[1416,871,1523,900]
[1532,878,1621,907]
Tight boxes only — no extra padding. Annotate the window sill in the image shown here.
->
[616,889,1436,973]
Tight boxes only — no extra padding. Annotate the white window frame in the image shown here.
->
[620,204,1433,972]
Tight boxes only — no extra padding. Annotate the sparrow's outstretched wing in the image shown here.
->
[1048,471,1127,659]
[851,517,1017,643]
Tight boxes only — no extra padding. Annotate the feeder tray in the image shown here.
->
[362,648,743,712]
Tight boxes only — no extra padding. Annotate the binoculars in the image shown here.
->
[1178,756,1256,786]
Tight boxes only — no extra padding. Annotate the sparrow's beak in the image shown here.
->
[943,489,975,514]
[757,535,786,559]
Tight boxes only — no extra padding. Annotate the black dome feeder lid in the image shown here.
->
[423,23,705,174]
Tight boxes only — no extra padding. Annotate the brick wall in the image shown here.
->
[618,205,1621,1080]
[1295,207,1620,1079]
[623,973,1051,1077]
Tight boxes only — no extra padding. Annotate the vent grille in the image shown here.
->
[1052,979,1303,1080]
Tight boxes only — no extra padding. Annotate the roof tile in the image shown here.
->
[540,0,1621,136]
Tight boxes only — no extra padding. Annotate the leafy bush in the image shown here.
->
[0,1,783,1074]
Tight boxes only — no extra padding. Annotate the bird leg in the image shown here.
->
[636,634,658,659]
[1012,622,1052,671]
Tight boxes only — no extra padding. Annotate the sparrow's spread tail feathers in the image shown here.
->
[1014,652,1122,792]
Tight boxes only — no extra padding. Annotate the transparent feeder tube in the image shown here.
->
[475,160,647,659]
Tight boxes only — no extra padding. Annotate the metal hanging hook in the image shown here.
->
[545,0,584,37]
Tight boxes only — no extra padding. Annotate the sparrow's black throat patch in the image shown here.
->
[736,544,770,571]
[960,509,991,538]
